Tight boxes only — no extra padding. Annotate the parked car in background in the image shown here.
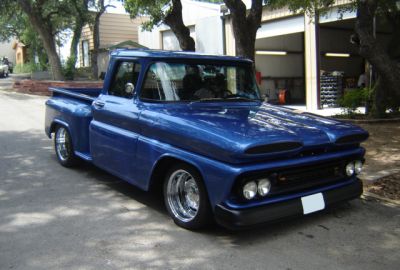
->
[45,49,369,230]
[0,58,9,77]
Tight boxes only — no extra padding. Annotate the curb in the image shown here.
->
[359,168,400,183]
[335,118,400,124]
[362,191,400,206]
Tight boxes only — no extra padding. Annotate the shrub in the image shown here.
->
[63,56,76,80]
[13,62,42,74]
[339,88,369,116]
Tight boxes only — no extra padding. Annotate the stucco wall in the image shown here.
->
[0,40,16,64]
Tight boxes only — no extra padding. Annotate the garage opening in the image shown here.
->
[319,14,392,108]
[319,18,363,108]
[255,15,305,106]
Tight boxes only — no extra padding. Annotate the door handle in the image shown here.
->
[93,100,105,109]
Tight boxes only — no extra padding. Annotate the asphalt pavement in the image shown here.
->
[0,76,13,90]
[0,90,399,270]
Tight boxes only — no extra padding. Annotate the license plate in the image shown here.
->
[301,193,325,214]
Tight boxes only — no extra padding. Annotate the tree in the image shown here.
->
[268,0,400,117]
[69,0,91,67]
[1,0,96,80]
[223,0,263,61]
[15,0,71,80]
[123,0,195,51]
[90,0,115,79]
[0,6,26,42]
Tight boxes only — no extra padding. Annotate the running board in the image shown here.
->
[74,151,93,162]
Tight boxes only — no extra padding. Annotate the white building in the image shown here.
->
[0,39,17,64]
[139,0,223,55]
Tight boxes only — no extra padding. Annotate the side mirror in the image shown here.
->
[125,82,135,95]
[261,93,269,102]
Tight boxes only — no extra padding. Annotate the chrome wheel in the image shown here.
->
[166,169,200,222]
[55,127,70,162]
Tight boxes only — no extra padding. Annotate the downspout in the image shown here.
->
[220,5,228,55]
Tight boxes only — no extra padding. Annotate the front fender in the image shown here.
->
[135,136,240,208]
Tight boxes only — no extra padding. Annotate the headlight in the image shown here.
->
[243,181,257,200]
[345,162,355,176]
[257,179,271,196]
[354,160,363,174]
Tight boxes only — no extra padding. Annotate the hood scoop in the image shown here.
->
[245,142,303,155]
[335,133,369,145]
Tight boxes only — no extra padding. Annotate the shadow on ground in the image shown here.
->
[0,130,399,270]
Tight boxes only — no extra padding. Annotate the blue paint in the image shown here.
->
[45,49,369,224]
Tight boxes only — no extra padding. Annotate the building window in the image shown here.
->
[82,40,89,67]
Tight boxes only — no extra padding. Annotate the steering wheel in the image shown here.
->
[224,94,243,99]
[221,89,233,98]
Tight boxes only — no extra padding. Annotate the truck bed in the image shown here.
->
[49,87,102,102]
[45,87,103,161]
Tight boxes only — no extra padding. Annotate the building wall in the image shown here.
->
[99,13,146,48]
[15,46,26,65]
[78,13,145,67]
[161,26,195,51]
[195,16,224,55]
[138,0,221,53]
[0,40,17,64]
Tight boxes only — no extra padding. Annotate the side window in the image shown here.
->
[140,62,183,101]
[109,61,141,99]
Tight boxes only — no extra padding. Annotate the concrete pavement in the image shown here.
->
[0,90,399,270]
[0,76,13,90]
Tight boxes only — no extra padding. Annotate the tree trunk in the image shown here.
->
[355,0,400,116]
[91,0,110,80]
[17,0,64,80]
[224,0,263,61]
[70,0,89,67]
[164,0,195,51]
[70,17,84,64]
[91,12,101,80]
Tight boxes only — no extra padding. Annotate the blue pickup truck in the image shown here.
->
[45,49,368,230]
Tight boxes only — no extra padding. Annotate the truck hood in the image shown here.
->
[141,102,368,164]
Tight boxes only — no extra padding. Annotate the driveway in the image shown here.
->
[0,76,13,90]
[0,90,399,270]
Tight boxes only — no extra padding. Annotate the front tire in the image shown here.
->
[163,164,212,230]
[54,126,78,167]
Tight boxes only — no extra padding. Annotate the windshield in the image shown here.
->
[140,62,261,102]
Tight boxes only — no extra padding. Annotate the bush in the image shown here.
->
[13,62,42,74]
[63,56,76,80]
[339,88,369,116]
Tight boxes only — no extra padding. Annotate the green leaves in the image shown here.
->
[123,0,170,30]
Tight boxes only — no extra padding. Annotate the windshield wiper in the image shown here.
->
[189,97,260,105]
[189,98,225,104]
[224,96,260,102]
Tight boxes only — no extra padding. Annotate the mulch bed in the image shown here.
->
[364,172,400,202]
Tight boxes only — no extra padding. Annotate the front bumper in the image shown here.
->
[214,179,363,229]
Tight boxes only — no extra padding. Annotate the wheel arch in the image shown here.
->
[49,119,70,138]
[148,154,206,194]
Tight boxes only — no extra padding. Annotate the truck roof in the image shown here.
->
[110,49,253,63]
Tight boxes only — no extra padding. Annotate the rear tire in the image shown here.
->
[54,126,78,167]
[163,163,212,230]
